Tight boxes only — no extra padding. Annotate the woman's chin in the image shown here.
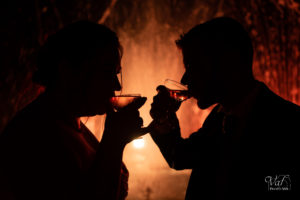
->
[82,99,111,116]
[80,107,107,117]
[95,104,113,115]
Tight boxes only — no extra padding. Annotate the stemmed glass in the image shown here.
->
[164,79,190,101]
[110,94,142,110]
[108,79,190,137]
[109,94,146,146]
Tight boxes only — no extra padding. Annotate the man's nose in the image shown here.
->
[181,72,188,85]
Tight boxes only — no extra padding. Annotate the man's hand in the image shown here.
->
[150,86,181,134]
[102,97,147,146]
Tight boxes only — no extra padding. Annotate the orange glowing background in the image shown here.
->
[78,1,300,198]
[81,17,212,200]
[82,14,218,200]
[2,1,299,200]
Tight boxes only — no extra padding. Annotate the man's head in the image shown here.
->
[177,17,254,109]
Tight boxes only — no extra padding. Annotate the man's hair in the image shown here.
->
[176,17,253,71]
[34,21,122,87]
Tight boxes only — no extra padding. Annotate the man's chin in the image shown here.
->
[96,107,110,115]
[197,99,213,110]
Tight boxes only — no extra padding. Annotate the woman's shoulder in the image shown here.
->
[2,104,42,138]
[1,98,67,152]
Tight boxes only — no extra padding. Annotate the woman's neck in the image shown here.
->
[38,90,82,129]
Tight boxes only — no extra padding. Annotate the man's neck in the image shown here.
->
[220,80,258,114]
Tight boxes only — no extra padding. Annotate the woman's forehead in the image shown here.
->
[116,64,121,74]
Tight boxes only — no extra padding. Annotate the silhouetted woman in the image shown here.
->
[0,21,146,200]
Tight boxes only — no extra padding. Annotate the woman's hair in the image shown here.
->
[33,21,122,87]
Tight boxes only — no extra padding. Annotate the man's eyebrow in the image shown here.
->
[116,65,122,73]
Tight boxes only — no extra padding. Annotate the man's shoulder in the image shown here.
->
[250,82,300,136]
[253,82,300,116]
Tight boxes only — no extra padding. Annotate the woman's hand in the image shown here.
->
[93,98,146,200]
[102,97,147,146]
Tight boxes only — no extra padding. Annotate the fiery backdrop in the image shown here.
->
[1,0,300,199]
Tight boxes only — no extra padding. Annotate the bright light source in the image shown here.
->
[132,138,145,149]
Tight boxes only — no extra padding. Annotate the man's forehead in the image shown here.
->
[182,46,212,60]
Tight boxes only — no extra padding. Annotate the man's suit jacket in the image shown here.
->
[151,82,300,199]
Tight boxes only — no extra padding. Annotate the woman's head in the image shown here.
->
[34,21,122,116]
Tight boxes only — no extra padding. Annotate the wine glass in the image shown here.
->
[144,79,191,133]
[164,79,190,101]
[110,94,142,110]
[109,94,147,144]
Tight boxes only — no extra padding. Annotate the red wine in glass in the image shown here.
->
[109,94,148,139]
[164,79,190,102]
[169,90,190,102]
[110,94,141,110]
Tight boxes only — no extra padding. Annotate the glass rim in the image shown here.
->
[111,94,141,97]
[164,79,188,90]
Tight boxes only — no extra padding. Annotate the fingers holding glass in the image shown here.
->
[103,95,147,145]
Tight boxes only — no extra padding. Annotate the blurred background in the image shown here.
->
[1,0,300,199]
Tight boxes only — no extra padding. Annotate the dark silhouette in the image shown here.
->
[0,21,146,200]
[150,17,300,200]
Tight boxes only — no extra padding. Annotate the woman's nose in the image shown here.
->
[113,75,122,91]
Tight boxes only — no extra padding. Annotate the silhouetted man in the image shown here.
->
[150,17,299,200]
